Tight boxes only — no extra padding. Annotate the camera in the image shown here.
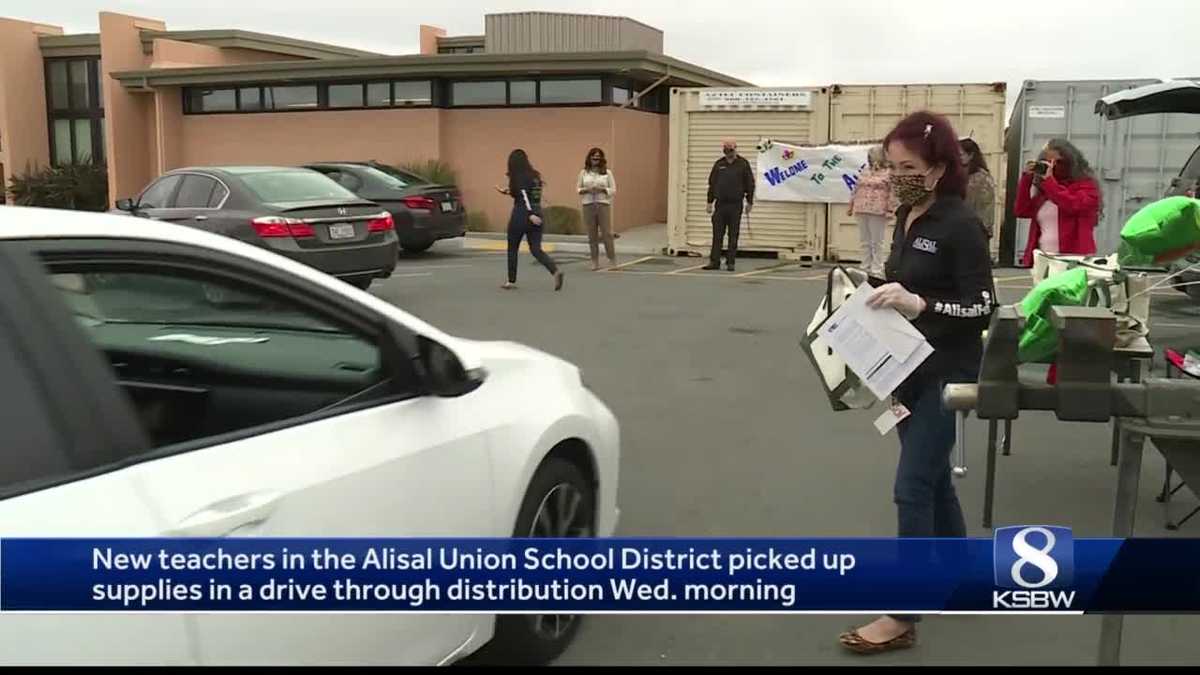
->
[1031,160,1050,177]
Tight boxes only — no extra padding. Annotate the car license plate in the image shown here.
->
[329,223,356,240]
[440,201,455,214]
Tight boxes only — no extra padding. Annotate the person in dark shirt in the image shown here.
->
[838,112,996,655]
[495,149,563,291]
[704,139,755,271]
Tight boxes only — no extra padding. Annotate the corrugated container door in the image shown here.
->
[668,88,830,260]
[827,84,1008,262]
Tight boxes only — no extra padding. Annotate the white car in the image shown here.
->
[0,206,620,666]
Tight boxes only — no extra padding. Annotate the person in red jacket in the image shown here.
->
[1014,138,1101,267]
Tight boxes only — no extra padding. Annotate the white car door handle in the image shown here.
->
[166,491,284,537]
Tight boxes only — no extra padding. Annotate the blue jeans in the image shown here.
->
[507,207,558,283]
[889,366,976,623]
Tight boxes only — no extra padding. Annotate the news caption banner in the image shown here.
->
[0,530,1188,613]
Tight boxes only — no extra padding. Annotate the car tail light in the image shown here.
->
[401,196,436,210]
[368,213,394,232]
[252,216,314,238]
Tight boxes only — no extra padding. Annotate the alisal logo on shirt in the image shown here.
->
[912,237,938,254]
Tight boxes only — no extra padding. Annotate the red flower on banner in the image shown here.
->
[782,149,795,160]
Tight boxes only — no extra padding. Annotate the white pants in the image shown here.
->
[857,213,888,278]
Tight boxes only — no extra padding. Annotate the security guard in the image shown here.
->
[705,139,755,271]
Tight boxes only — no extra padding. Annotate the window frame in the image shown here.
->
[44,56,106,165]
[183,79,435,114]
[16,238,427,478]
[171,173,228,210]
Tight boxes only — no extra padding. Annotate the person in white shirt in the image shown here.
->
[578,147,617,271]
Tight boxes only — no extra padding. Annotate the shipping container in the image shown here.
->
[826,83,1008,263]
[667,87,831,260]
[1003,78,1200,265]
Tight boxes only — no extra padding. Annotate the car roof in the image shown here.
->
[169,166,320,177]
[1095,80,1200,120]
[0,205,460,352]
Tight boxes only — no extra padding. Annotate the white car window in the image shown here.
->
[45,267,414,453]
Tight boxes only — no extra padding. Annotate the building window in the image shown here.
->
[451,81,506,106]
[612,85,631,106]
[328,83,364,108]
[394,81,432,106]
[509,81,536,105]
[264,85,319,110]
[239,87,262,111]
[367,82,391,107]
[45,57,105,165]
[189,88,236,113]
[540,79,603,104]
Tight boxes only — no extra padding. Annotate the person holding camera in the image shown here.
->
[1014,138,1100,267]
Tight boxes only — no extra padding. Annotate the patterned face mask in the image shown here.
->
[890,171,934,206]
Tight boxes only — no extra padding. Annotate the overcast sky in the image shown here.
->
[8,0,1200,116]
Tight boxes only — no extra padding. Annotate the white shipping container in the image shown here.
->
[826,83,1009,263]
[1004,79,1200,265]
[667,87,830,260]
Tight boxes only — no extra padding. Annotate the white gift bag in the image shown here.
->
[800,266,879,411]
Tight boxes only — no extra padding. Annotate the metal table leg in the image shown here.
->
[1098,423,1146,667]
[983,419,998,529]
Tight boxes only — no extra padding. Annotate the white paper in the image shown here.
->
[874,403,912,435]
[818,284,934,400]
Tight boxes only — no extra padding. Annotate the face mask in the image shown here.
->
[723,148,736,157]
[890,172,934,206]
[1052,161,1070,180]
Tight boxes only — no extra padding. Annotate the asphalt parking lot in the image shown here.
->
[374,242,1200,666]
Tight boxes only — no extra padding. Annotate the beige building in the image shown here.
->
[0,11,749,232]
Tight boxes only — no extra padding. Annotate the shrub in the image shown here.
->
[466,210,494,232]
[397,159,459,186]
[544,205,583,235]
[9,161,109,211]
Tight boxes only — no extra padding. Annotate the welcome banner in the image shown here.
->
[756,141,872,204]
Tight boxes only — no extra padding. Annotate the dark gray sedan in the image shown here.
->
[304,162,466,253]
[114,166,397,289]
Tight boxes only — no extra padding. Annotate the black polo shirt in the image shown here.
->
[883,194,996,399]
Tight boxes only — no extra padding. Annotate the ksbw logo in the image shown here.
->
[993,526,1076,610]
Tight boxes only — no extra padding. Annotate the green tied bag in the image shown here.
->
[1017,267,1090,364]
[1118,196,1200,266]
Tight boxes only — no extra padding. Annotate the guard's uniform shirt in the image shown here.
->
[883,194,996,401]
[707,156,755,206]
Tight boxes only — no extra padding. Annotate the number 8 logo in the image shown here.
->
[1011,527,1060,589]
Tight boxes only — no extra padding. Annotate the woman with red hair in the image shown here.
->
[838,111,997,655]
[1014,138,1101,266]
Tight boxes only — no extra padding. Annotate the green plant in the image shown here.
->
[544,205,583,235]
[466,210,494,232]
[397,158,459,186]
[9,161,108,211]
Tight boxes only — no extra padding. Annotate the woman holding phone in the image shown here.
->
[495,149,564,291]
[1014,138,1100,267]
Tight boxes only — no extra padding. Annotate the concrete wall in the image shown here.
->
[100,11,164,203]
[173,105,668,233]
[419,25,446,56]
[611,107,669,229]
[439,107,667,232]
[178,108,442,167]
[0,18,62,197]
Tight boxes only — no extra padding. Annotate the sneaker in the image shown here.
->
[501,281,517,290]
[554,271,565,291]
[702,263,721,271]
[591,262,601,271]
[726,263,736,272]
